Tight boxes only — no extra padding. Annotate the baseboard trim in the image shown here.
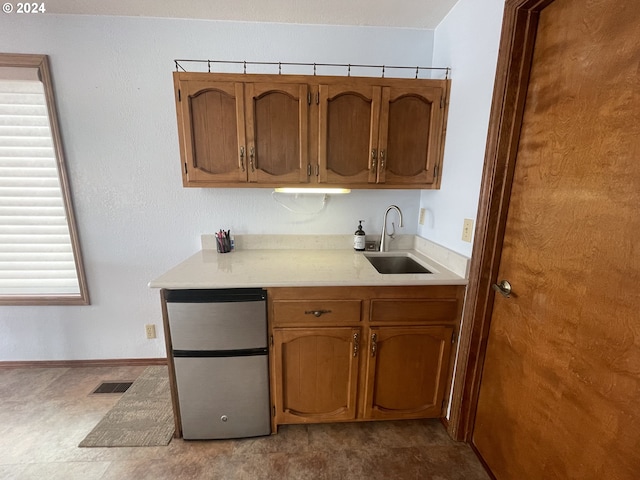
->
[0,358,167,369]
[470,442,496,480]
[440,416,450,431]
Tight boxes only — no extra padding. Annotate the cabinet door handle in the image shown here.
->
[353,332,359,357]
[379,150,386,171]
[239,146,245,172]
[250,146,255,172]
[304,309,332,317]
[371,149,377,172]
[370,332,378,357]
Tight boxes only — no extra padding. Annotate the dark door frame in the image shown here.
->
[446,0,554,442]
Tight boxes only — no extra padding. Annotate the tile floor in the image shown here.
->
[0,366,490,480]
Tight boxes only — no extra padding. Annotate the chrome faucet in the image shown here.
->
[379,205,403,252]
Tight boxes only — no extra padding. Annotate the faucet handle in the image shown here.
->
[389,222,397,239]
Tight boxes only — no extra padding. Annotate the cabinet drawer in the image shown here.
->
[272,300,361,326]
[370,299,458,323]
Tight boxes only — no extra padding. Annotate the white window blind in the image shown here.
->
[0,77,81,296]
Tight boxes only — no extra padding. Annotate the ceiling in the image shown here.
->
[44,0,460,29]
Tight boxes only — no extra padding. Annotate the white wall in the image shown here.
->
[0,14,434,361]
[418,0,504,256]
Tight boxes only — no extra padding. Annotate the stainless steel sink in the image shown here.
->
[364,253,433,274]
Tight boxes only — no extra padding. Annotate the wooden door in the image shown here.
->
[363,326,453,419]
[471,1,640,479]
[175,79,247,185]
[244,82,309,184]
[272,327,360,424]
[318,84,380,184]
[377,86,444,185]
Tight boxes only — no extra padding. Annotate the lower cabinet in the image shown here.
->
[268,286,464,431]
[362,326,454,419]
[272,327,360,424]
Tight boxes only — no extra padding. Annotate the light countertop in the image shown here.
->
[149,235,468,289]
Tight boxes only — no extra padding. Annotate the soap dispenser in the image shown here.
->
[353,220,366,251]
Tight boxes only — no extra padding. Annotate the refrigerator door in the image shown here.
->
[166,289,267,351]
[174,355,271,439]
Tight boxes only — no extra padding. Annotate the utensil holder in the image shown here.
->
[216,236,232,253]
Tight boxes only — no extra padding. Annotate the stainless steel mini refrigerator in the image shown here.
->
[165,288,271,440]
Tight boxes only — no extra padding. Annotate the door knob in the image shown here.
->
[492,280,512,298]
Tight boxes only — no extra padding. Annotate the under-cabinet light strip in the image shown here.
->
[274,188,351,194]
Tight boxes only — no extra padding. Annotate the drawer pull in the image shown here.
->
[304,309,332,317]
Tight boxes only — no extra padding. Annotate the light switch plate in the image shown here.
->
[462,218,474,242]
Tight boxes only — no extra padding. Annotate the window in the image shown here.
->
[0,54,89,305]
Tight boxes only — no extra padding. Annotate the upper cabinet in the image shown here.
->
[318,84,381,185]
[176,80,246,184]
[376,86,444,186]
[244,82,309,184]
[175,77,309,186]
[317,84,445,186]
[173,72,449,189]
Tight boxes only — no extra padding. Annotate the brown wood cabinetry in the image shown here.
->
[245,82,309,184]
[175,80,246,184]
[272,327,360,424]
[318,84,380,185]
[268,285,463,432]
[362,325,453,419]
[174,76,309,186]
[376,86,445,185]
[174,72,449,189]
[318,84,446,186]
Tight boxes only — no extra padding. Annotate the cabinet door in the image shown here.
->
[245,82,310,184]
[318,84,381,184]
[176,80,247,185]
[362,326,453,419]
[272,327,360,424]
[376,86,444,185]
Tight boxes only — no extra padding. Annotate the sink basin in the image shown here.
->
[365,253,433,274]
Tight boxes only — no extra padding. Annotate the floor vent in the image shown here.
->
[91,382,133,394]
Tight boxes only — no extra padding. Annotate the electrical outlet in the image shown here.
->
[419,208,426,225]
[145,324,156,339]
[462,218,474,242]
